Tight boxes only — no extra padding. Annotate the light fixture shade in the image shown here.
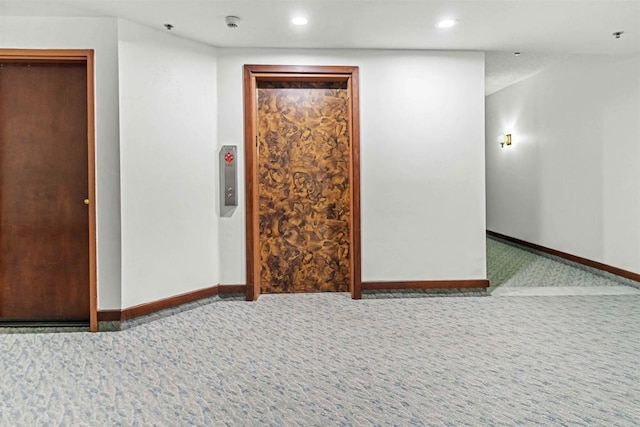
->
[498,133,512,147]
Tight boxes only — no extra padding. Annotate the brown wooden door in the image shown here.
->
[257,81,350,293]
[0,61,89,321]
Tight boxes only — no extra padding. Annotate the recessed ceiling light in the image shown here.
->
[292,17,308,26]
[436,19,458,29]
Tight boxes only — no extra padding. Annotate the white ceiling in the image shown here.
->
[1,0,638,94]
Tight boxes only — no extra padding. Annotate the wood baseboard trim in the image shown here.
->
[96,310,121,322]
[487,230,640,283]
[121,285,220,321]
[219,284,247,294]
[97,284,248,323]
[362,279,489,291]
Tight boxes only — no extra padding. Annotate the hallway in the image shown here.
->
[1,240,639,425]
[1,292,639,425]
[487,236,640,297]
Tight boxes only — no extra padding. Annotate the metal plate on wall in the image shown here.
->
[220,145,237,206]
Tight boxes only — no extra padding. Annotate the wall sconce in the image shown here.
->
[497,133,512,148]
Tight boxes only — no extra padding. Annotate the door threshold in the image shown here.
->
[0,321,90,328]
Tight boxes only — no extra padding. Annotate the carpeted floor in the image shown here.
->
[487,237,640,294]
[1,239,640,426]
[1,292,639,426]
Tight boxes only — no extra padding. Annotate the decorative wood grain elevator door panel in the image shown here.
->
[257,81,350,293]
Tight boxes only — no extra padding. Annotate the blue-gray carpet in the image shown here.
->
[2,238,640,425]
[2,292,639,426]
[487,237,639,292]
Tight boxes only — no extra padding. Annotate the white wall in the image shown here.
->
[0,24,487,306]
[117,20,219,308]
[0,17,122,309]
[486,54,640,274]
[217,48,487,284]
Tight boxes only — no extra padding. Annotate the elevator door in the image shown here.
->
[257,81,350,293]
[0,61,90,321]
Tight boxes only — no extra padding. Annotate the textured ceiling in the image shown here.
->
[484,51,572,95]
[1,0,638,94]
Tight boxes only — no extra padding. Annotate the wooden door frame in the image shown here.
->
[0,49,98,331]
[243,64,362,301]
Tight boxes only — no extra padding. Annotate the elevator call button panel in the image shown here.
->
[220,145,237,206]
